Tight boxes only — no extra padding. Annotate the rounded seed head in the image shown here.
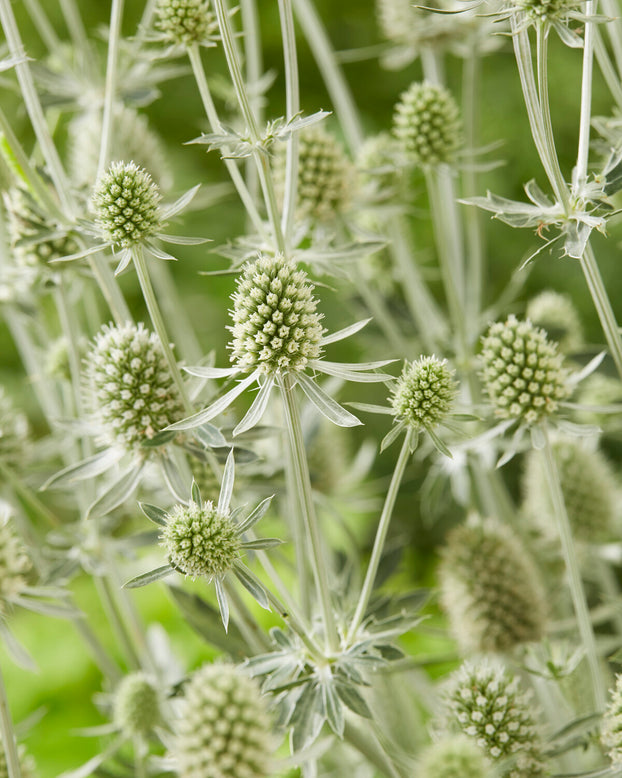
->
[391,356,457,431]
[526,291,583,353]
[161,501,241,578]
[91,161,162,248]
[174,663,273,778]
[393,82,462,166]
[479,315,569,425]
[603,675,622,764]
[0,516,32,613]
[418,736,493,778]
[155,0,217,45]
[445,661,546,777]
[85,322,185,453]
[440,516,547,653]
[113,673,160,737]
[229,254,324,375]
[0,387,28,466]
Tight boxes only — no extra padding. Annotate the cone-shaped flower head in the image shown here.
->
[229,254,324,375]
[85,322,185,452]
[523,438,618,543]
[113,673,160,737]
[393,82,462,166]
[155,0,217,45]
[480,315,569,425]
[91,161,162,249]
[161,500,241,578]
[526,291,583,353]
[0,517,32,613]
[419,736,493,778]
[439,516,547,653]
[391,356,457,431]
[602,674,622,764]
[174,663,273,778]
[0,387,28,466]
[445,661,546,777]
[276,126,353,223]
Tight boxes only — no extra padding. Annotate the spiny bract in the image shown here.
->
[393,81,462,166]
[113,672,160,737]
[479,315,569,425]
[418,736,493,778]
[174,663,273,778]
[85,322,185,452]
[229,254,323,375]
[439,516,547,653]
[161,501,241,578]
[154,0,217,45]
[390,356,457,431]
[91,161,162,248]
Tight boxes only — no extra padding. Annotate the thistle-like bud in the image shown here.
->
[174,663,273,778]
[439,516,547,653]
[390,356,457,431]
[85,322,184,452]
[154,0,217,46]
[161,501,241,578]
[479,315,569,425]
[602,675,622,764]
[0,514,32,612]
[418,736,493,778]
[523,438,618,543]
[229,254,324,375]
[393,82,462,166]
[526,291,583,353]
[275,126,353,223]
[113,673,160,737]
[91,161,162,249]
[445,661,546,777]
[0,387,28,466]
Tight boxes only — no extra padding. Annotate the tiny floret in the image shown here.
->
[91,161,162,248]
[391,356,457,431]
[161,500,241,578]
[229,254,324,375]
[174,662,273,778]
[113,673,160,737]
[418,736,493,778]
[154,0,217,45]
[479,315,569,425]
[602,675,622,764]
[393,82,462,166]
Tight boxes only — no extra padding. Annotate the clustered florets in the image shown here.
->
[393,81,462,166]
[0,387,28,466]
[479,315,569,425]
[85,322,184,452]
[161,501,241,579]
[418,736,493,778]
[154,0,217,45]
[439,516,547,653]
[229,254,324,375]
[174,663,273,778]
[390,356,457,431]
[511,0,581,24]
[445,662,546,777]
[113,673,160,737]
[0,517,32,612]
[91,161,162,248]
[602,675,622,764]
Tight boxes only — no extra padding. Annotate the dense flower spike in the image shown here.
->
[479,315,569,425]
[523,438,618,543]
[393,82,462,166]
[0,517,32,613]
[526,291,584,353]
[602,675,622,764]
[418,736,493,778]
[85,322,185,452]
[91,162,162,249]
[0,387,28,465]
[229,254,324,375]
[154,0,217,45]
[113,673,160,737]
[174,663,273,778]
[161,500,241,578]
[445,661,547,777]
[391,356,457,431]
[439,516,547,653]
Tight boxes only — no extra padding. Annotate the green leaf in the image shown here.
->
[124,565,173,589]
[237,495,274,533]
[321,681,344,738]
[138,502,168,527]
[241,538,283,551]
[335,683,373,719]
[233,562,270,610]
[86,463,144,519]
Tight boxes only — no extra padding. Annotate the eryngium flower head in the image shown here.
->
[155,0,217,45]
[480,315,569,425]
[174,663,273,778]
[511,0,582,25]
[0,742,36,778]
[0,387,28,465]
[0,517,32,612]
[113,673,160,737]
[91,161,162,249]
[602,674,622,764]
[229,254,323,375]
[445,661,546,777]
[276,126,353,223]
[85,322,184,452]
[391,356,457,431]
[393,82,462,166]
[526,291,583,353]
[419,736,493,778]
[523,438,618,543]
[439,516,546,653]
[161,500,241,578]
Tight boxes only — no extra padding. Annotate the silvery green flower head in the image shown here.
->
[153,0,219,49]
[418,736,493,778]
[113,672,160,738]
[602,674,622,764]
[0,387,28,469]
[167,253,394,437]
